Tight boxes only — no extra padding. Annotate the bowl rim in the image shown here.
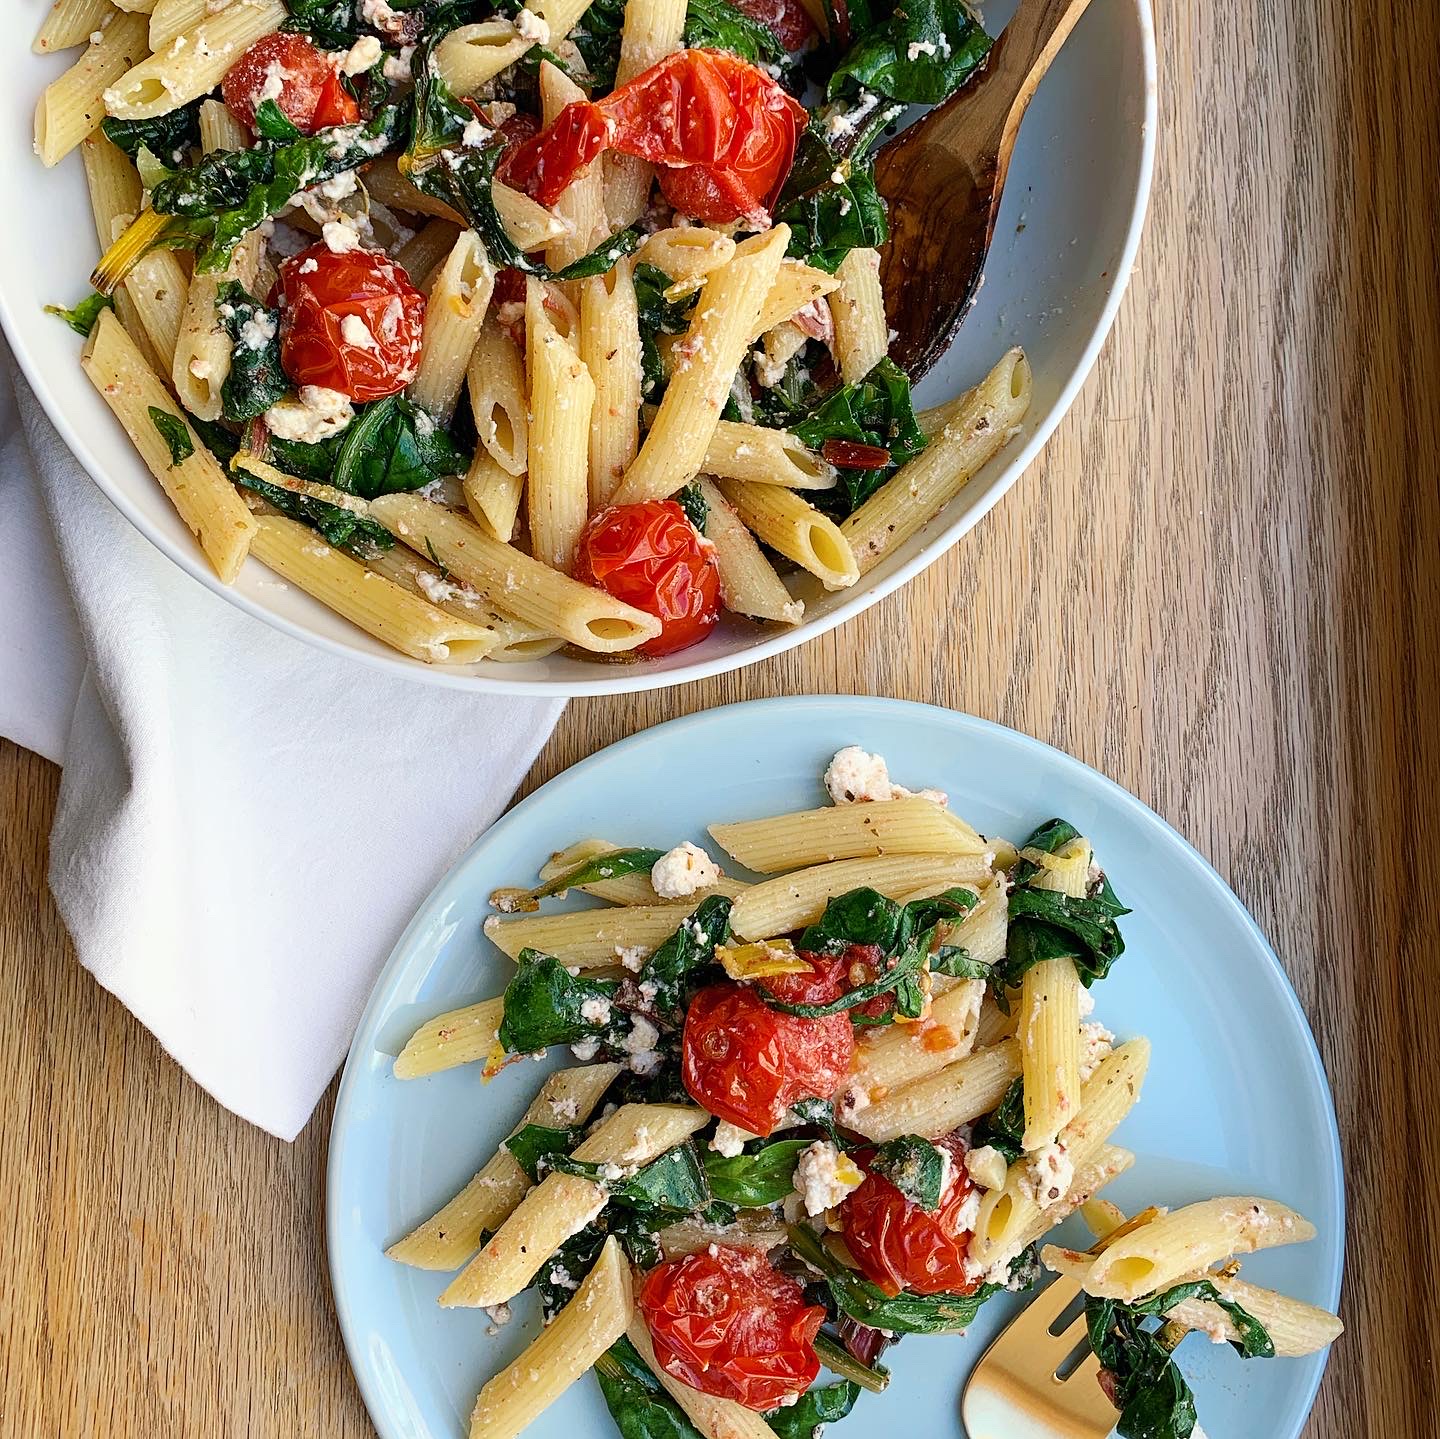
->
[2,1,1157,697]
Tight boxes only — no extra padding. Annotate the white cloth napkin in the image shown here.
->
[0,349,564,1141]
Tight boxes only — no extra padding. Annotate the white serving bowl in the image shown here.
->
[1,0,1155,695]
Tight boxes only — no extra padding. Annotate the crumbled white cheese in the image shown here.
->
[1025,1142,1074,1210]
[343,35,382,75]
[319,168,359,202]
[322,217,363,254]
[709,1121,756,1158]
[549,1097,579,1124]
[570,1037,601,1061]
[383,45,416,82]
[579,996,612,1025]
[793,1141,864,1216]
[823,746,947,806]
[238,309,277,351]
[906,39,939,60]
[340,314,379,351]
[623,1015,660,1055]
[514,7,551,44]
[263,386,355,443]
[650,842,722,899]
[616,944,649,972]
[965,1144,1008,1192]
[89,30,105,47]
[257,59,289,103]
[359,0,402,25]
[462,117,492,148]
[1078,1022,1114,1082]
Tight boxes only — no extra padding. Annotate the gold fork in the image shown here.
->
[960,1276,1118,1438]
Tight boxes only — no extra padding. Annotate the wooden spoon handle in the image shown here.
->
[989,0,1096,170]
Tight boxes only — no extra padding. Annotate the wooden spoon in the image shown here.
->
[875,0,1095,380]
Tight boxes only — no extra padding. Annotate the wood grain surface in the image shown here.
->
[2,2,1437,1435]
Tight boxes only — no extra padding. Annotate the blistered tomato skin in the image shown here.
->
[221,33,360,137]
[277,246,426,402]
[681,981,853,1134]
[841,1133,982,1296]
[576,501,721,657]
[639,1246,825,1411]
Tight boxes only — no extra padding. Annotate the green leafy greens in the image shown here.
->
[829,0,992,105]
[635,894,733,1020]
[497,951,623,1053]
[230,468,397,556]
[867,1134,949,1210]
[774,125,890,274]
[101,100,203,166]
[328,394,471,498]
[147,407,193,467]
[215,282,287,423]
[765,1380,860,1438]
[683,0,786,63]
[492,847,666,912]
[45,292,111,336]
[702,1139,810,1207]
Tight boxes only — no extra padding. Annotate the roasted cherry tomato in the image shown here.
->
[277,245,426,402]
[766,942,895,1021]
[681,980,853,1134]
[731,0,818,53]
[504,50,808,224]
[841,1134,982,1296]
[222,33,359,137]
[639,1246,825,1410]
[576,501,721,657]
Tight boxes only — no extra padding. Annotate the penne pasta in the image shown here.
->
[713,479,859,591]
[694,477,804,625]
[368,495,661,653]
[842,348,1033,575]
[710,796,988,873]
[34,0,118,55]
[81,309,256,582]
[463,451,526,546]
[635,226,736,284]
[540,62,607,274]
[1162,1272,1345,1358]
[393,998,506,1079]
[1019,957,1083,1149]
[845,1037,1022,1143]
[751,260,842,342]
[441,1103,708,1308]
[581,259,642,506]
[843,979,985,1107]
[828,246,889,384]
[484,904,697,968]
[387,1063,621,1270]
[703,422,836,491]
[35,10,149,166]
[410,230,496,422]
[467,324,530,479]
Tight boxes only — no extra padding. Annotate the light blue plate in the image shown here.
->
[328,698,1344,1439]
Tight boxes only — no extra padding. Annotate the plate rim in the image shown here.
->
[1,3,1157,697]
[326,694,1346,1438]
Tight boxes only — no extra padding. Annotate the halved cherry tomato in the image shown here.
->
[821,438,894,469]
[277,245,426,402]
[504,50,808,225]
[841,1134,981,1296]
[765,942,895,1021]
[222,33,359,137]
[576,501,721,657]
[681,980,853,1134]
[639,1246,825,1410]
[732,0,818,52]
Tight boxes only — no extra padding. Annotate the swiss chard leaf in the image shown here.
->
[636,894,733,1020]
[503,1122,581,1181]
[702,1138,810,1206]
[677,481,708,533]
[497,951,623,1053]
[971,1077,1025,1163]
[281,0,370,49]
[148,106,403,274]
[492,847,665,912]
[788,1223,1003,1333]
[1133,1282,1274,1360]
[230,468,397,556]
[764,1380,860,1439]
[774,127,889,274]
[267,432,346,483]
[215,282,287,423]
[829,0,992,105]
[537,1228,607,1319]
[868,1134,948,1210]
[45,292,111,336]
[634,261,700,400]
[1002,888,1130,990]
[797,886,907,953]
[148,407,193,466]
[683,0,785,63]
[1086,1295,1200,1439]
[330,394,471,498]
[252,98,304,143]
[550,1142,711,1214]
[101,100,203,165]
[597,1337,708,1439]
[760,924,933,1021]
[790,358,928,515]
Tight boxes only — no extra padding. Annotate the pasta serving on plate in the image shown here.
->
[33,0,1032,666]
[388,745,1344,1439]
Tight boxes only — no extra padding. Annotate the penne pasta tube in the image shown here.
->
[713,479,859,591]
[635,226,737,283]
[434,20,531,94]
[846,1038,1022,1143]
[387,1063,621,1270]
[34,0,117,54]
[1006,1146,1135,1254]
[843,979,985,1106]
[409,229,495,422]
[103,0,286,118]
[368,495,661,653]
[249,514,498,663]
[463,451,526,545]
[525,276,595,572]
[484,904,696,968]
[468,1236,633,1439]
[694,477,803,625]
[611,226,790,504]
[1019,957,1083,1149]
[147,0,226,49]
[81,309,256,582]
[467,324,530,479]
[393,998,506,1080]
[728,853,992,941]
[974,992,1019,1048]
[937,879,1010,968]
[581,259,642,506]
[625,1313,777,1439]
[710,795,988,873]
[750,260,841,342]
[703,422,836,491]
[395,218,463,288]
[540,62,606,273]
[1080,1197,1318,1302]
[35,11,150,166]
[1162,1272,1344,1358]
[828,246,889,384]
[841,348,1032,575]
[441,1103,708,1308]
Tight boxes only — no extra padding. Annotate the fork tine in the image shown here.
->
[1018,1276,1085,1334]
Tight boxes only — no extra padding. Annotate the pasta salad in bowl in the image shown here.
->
[341,708,1344,1439]
[14,0,1154,689]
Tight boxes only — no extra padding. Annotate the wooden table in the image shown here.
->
[4,4,1437,1435]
